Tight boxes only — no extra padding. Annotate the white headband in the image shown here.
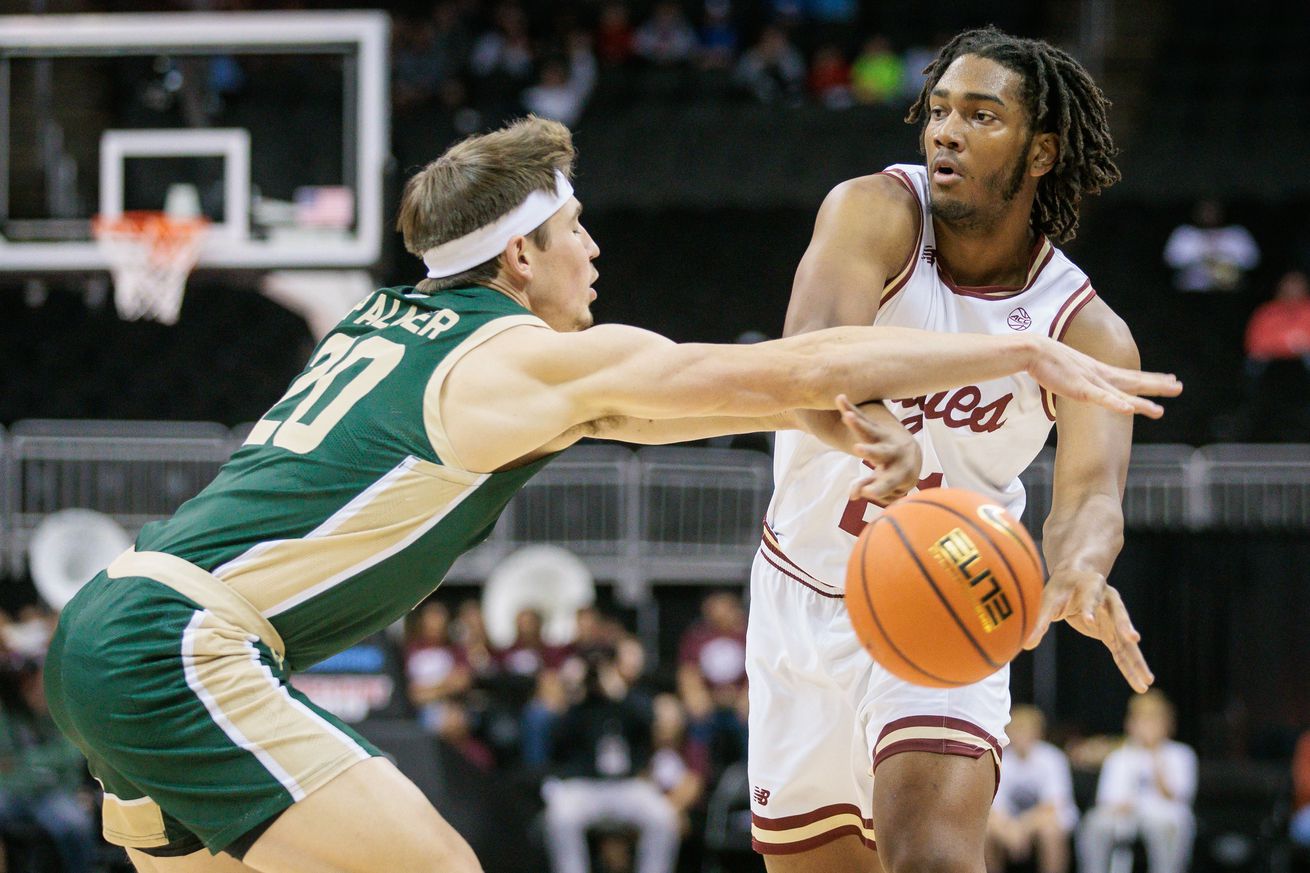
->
[422,170,575,279]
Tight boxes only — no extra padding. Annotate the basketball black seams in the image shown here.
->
[885,515,1002,670]
[857,518,958,685]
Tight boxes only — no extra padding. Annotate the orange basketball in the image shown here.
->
[845,488,1044,688]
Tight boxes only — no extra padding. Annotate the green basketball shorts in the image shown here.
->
[44,550,381,857]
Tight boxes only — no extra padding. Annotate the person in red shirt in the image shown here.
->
[404,601,472,720]
[809,44,852,108]
[1236,269,1310,440]
[677,591,748,773]
[595,2,636,67]
[403,601,493,768]
[1246,270,1310,363]
[1290,730,1310,846]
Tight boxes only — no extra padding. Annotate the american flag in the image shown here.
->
[294,186,355,230]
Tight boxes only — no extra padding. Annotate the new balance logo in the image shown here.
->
[753,786,771,806]
[921,245,938,265]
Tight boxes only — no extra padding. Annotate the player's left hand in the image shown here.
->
[836,395,921,503]
[1023,569,1154,693]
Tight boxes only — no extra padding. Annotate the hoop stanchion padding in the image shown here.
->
[92,212,208,324]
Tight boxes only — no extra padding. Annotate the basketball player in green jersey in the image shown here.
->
[42,116,1179,873]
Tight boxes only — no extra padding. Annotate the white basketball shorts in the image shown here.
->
[746,541,1010,855]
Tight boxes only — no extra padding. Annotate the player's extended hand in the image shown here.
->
[1023,568,1154,693]
[1026,337,1182,418]
[836,395,921,503]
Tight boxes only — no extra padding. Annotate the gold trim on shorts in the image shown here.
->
[108,549,286,664]
[101,792,168,848]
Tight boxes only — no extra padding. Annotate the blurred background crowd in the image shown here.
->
[1,583,1308,873]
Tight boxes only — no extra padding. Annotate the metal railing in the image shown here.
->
[1200,444,1310,529]
[5,420,232,575]
[2,419,1308,583]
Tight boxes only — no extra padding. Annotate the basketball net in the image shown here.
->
[92,211,208,325]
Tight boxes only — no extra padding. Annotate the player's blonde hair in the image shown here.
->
[397,116,577,292]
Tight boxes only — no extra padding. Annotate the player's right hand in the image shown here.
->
[836,395,922,503]
[1026,337,1182,417]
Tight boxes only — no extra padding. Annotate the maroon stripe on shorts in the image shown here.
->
[759,550,843,600]
[751,804,877,855]
[751,803,872,830]
[872,715,1003,775]
[753,825,876,855]
[876,715,1002,753]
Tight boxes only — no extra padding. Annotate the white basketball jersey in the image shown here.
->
[764,163,1097,594]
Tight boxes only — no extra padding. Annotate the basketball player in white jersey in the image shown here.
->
[748,27,1158,873]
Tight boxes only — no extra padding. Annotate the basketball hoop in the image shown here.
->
[92,211,208,324]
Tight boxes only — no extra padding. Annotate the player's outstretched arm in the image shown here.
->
[1023,297,1154,693]
[440,315,1179,473]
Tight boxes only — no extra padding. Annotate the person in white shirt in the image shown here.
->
[1162,199,1260,293]
[1078,691,1197,873]
[987,705,1077,873]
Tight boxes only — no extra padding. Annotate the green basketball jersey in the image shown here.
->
[136,285,554,670]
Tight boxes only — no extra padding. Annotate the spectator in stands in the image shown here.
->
[1163,199,1260,293]
[450,598,532,764]
[0,607,54,661]
[470,1,536,111]
[500,608,573,678]
[850,35,904,104]
[534,607,631,765]
[1290,729,1310,847]
[1227,269,1310,440]
[809,43,853,108]
[900,39,939,98]
[544,647,680,873]
[768,0,803,27]
[571,605,612,658]
[392,17,445,113]
[677,591,748,773]
[698,0,739,72]
[986,705,1077,873]
[1245,269,1310,370]
[522,33,598,127]
[1078,691,1197,873]
[431,2,474,84]
[0,660,97,873]
[735,25,805,104]
[454,598,498,679]
[595,2,636,67]
[634,1,698,66]
[500,608,574,766]
[806,0,859,53]
[404,600,473,732]
[650,693,708,838]
[614,632,654,701]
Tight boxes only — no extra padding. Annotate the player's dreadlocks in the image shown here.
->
[905,27,1121,243]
